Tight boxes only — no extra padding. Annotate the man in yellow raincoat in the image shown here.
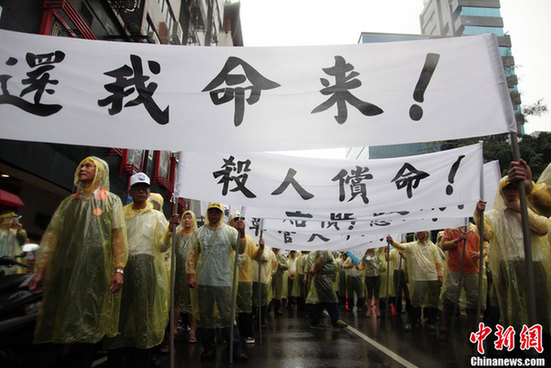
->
[476,171,551,335]
[186,202,248,362]
[105,172,171,367]
[29,156,128,368]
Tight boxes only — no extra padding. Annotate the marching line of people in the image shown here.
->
[22,156,551,367]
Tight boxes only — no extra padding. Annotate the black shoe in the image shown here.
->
[200,349,216,360]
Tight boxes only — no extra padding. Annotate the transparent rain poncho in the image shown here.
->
[271,250,288,299]
[186,217,245,328]
[34,157,128,344]
[311,250,338,304]
[105,201,171,349]
[477,177,551,332]
[251,245,277,307]
[393,232,442,308]
[0,219,26,275]
[173,210,197,313]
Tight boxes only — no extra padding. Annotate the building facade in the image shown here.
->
[420,0,523,130]
[0,0,243,241]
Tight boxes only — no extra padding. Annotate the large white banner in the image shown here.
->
[176,143,483,213]
[0,30,514,151]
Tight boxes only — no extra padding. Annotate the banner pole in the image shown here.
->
[169,196,178,368]
[476,148,485,325]
[509,132,537,325]
[258,219,264,345]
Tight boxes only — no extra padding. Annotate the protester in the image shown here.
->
[362,247,384,317]
[148,192,164,212]
[0,210,27,275]
[271,247,289,316]
[385,246,411,319]
[343,254,365,312]
[29,156,128,368]
[308,250,347,329]
[229,211,260,345]
[387,232,443,331]
[476,170,551,334]
[252,240,275,328]
[105,172,171,367]
[172,210,198,344]
[287,250,299,309]
[438,222,484,341]
[186,202,248,362]
[295,250,310,314]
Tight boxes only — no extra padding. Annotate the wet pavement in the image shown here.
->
[153,304,482,368]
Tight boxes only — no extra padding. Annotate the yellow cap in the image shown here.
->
[207,202,224,212]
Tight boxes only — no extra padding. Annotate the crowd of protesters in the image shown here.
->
[22,157,551,367]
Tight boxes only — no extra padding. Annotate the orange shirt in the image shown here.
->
[442,227,480,274]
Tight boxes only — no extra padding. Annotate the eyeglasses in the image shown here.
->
[234,216,245,221]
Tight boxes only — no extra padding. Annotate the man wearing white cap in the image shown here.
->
[186,202,248,362]
[106,172,172,368]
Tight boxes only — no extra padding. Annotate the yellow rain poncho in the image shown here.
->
[174,210,197,313]
[477,177,551,332]
[105,200,171,349]
[391,232,442,308]
[186,213,246,329]
[34,156,128,344]
[0,213,26,275]
[252,245,277,307]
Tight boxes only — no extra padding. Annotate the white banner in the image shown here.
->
[176,143,483,213]
[246,216,466,236]
[0,30,514,151]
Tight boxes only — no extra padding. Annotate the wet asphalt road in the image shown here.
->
[153,305,482,368]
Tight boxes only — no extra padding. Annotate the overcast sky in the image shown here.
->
[239,0,551,140]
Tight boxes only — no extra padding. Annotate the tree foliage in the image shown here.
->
[441,132,551,181]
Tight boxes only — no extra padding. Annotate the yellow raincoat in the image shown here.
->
[34,156,128,344]
[173,210,197,314]
[477,177,551,332]
[105,201,171,349]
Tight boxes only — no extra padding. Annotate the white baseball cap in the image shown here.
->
[130,172,150,188]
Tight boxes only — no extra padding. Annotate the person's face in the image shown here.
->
[207,208,223,224]
[183,213,193,229]
[130,183,150,204]
[232,215,244,229]
[416,232,426,241]
[290,250,297,258]
[503,185,518,203]
[78,161,96,187]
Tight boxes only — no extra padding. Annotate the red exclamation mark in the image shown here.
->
[409,53,440,121]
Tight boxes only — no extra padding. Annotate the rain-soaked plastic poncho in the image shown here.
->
[309,250,338,304]
[186,216,245,328]
[105,201,170,349]
[271,250,288,299]
[34,157,128,344]
[477,177,551,332]
[0,218,26,275]
[173,210,197,313]
[393,232,442,308]
[252,246,277,307]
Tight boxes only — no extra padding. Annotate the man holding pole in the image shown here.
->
[186,202,248,362]
[438,222,483,341]
[475,171,551,335]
